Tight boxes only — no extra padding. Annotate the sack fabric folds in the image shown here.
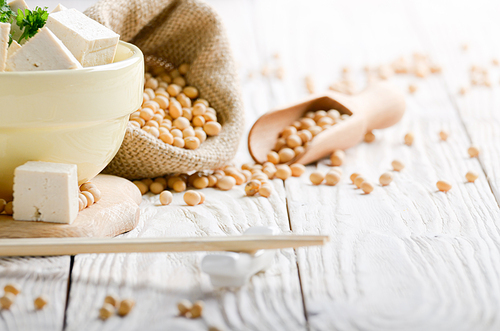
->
[85,0,244,179]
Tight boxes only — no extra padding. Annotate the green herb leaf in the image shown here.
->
[0,0,14,23]
[16,6,48,44]
[0,0,14,45]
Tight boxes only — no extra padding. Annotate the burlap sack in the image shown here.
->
[84,0,244,179]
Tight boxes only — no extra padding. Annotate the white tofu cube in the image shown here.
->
[8,0,29,42]
[0,22,10,71]
[46,9,119,67]
[13,161,79,224]
[6,27,82,71]
[51,3,67,13]
[7,40,21,58]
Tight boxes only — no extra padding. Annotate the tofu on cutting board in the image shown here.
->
[0,22,10,71]
[13,161,79,224]
[5,27,82,71]
[46,8,119,67]
[8,0,29,43]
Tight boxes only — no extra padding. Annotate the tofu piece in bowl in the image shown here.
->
[46,8,120,67]
[0,23,10,71]
[5,27,82,71]
[8,0,29,42]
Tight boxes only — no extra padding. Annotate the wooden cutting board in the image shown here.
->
[0,175,142,238]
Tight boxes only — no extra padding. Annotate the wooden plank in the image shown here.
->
[246,0,500,330]
[64,182,306,331]
[63,1,307,330]
[406,0,500,204]
[0,256,70,331]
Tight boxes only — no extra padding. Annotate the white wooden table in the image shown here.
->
[3,0,500,330]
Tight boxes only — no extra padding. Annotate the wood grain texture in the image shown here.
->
[0,256,70,331]
[64,181,306,331]
[407,0,500,204]
[0,175,141,238]
[3,0,500,330]
[245,0,500,330]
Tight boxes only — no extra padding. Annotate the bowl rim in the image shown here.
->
[0,40,143,75]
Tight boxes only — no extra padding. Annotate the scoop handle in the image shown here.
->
[329,81,406,132]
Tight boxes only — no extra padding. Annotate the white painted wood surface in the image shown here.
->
[65,182,305,331]
[2,0,500,330]
[268,1,500,330]
[408,0,500,203]
[0,257,70,330]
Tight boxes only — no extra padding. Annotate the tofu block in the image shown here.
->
[7,40,21,58]
[51,3,67,13]
[13,161,79,224]
[0,22,10,71]
[8,0,29,42]
[46,8,119,67]
[5,27,83,71]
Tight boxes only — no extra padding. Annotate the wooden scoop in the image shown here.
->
[248,82,406,165]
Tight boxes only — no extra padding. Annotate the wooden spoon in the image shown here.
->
[248,82,406,165]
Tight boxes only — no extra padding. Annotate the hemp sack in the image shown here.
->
[85,0,244,179]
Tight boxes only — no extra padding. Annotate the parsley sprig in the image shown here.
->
[0,0,14,23]
[16,6,48,44]
[0,0,14,44]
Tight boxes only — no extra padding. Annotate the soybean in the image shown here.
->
[184,190,201,206]
[309,171,325,185]
[354,176,366,189]
[278,148,295,163]
[436,180,452,192]
[364,131,375,143]
[118,299,135,317]
[4,201,13,215]
[99,303,115,320]
[350,173,360,184]
[330,150,345,166]
[361,181,374,194]
[439,130,449,141]
[259,183,273,198]
[159,191,173,205]
[392,160,405,172]
[4,284,20,296]
[466,171,479,182]
[177,299,192,316]
[104,295,119,308]
[216,176,236,191]
[275,165,292,180]
[404,132,414,146]
[245,180,261,196]
[468,146,480,158]
[325,171,341,186]
[379,172,393,186]
[290,164,306,177]
[0,292,15,309]
[149,182,164,195]
[34,295,48,310]
[190,300,204,319]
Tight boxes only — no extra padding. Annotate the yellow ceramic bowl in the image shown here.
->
[0,41,144,200]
